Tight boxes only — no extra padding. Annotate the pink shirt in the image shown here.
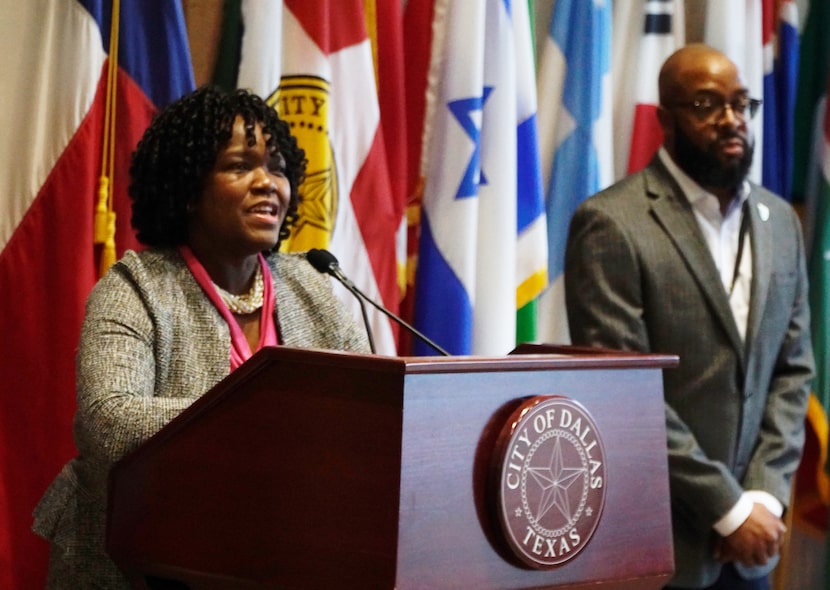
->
[179,245,278,371]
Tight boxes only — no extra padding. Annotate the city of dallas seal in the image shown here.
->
[493,396,606,568]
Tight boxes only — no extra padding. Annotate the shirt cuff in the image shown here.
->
[745,490,783,517]
[713,491,784,537]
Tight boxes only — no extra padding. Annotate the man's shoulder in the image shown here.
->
[748,183,801,224]
[581,165,661,211]
[750,182,794,208]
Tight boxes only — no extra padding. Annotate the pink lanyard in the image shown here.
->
[179,246,278,371]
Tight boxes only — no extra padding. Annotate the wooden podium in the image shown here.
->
[107,345,677,589]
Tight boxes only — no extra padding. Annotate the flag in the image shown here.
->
[623,0,685,176]
[0,1,193,587]
[792,0,830,536]
[792,0,830,207]
[704,0,764,184]
[221,0,403,355]
[799,74,830,536]
[372,0,409,313]
[760,0,799,200]
[534,0,612,345]
[513,1,548,347]
[398,0,437,354]
[412,0,547,356]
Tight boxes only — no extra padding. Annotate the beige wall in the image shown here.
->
[181,0,223,86]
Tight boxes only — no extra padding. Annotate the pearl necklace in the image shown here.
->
[213,264,264,314]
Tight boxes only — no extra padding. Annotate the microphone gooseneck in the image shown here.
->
[306,249,376,353]
[306,249,450,356]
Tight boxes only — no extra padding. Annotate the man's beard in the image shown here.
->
[674,126,754,192]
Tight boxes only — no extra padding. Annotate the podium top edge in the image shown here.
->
[250,346,679,375]
[398,353,678,373]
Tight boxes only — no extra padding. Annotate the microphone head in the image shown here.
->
[306,249,339,274]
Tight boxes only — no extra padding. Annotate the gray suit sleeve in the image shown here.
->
[75,265,195,463]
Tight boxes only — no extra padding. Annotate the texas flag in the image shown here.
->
[0,2,193,587]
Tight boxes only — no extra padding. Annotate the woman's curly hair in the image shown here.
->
[129,85,306,250]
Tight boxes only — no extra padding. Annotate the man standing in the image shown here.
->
[564,44,814,589]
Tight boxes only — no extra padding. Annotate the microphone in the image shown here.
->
[306,249,450,356]
[307,248,376,353]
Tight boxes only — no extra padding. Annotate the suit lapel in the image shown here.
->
[745,193,772,353]
[644,162,746,362]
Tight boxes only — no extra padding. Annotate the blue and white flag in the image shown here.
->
[535,0,612,344]
[762,0,799,200]
[413,0,547,355]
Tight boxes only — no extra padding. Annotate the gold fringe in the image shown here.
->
[99,211,117,277]
[96,0,120,276]
[93,176,110,243]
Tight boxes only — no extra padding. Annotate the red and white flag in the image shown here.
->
[616,0,685,176]
[398,0,436,353]
[230,0,404,355]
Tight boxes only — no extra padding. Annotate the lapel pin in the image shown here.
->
[757,203,770,221]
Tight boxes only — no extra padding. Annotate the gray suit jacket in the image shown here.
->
[33,248,371,589]
[564,158,814,587]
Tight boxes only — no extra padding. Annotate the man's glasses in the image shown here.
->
[669,95,763,123]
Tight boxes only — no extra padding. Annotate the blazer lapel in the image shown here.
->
[744,192,772,353]
[643,162,746,362]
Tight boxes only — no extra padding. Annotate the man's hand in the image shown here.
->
[713,502,786,566]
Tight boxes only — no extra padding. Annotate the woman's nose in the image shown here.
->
[253,166,277,191]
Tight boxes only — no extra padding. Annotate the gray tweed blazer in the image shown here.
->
[565,158,814,587]
[32,248,371,588]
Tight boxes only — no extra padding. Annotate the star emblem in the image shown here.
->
[447,86,493,199]
[528,436,587,523]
